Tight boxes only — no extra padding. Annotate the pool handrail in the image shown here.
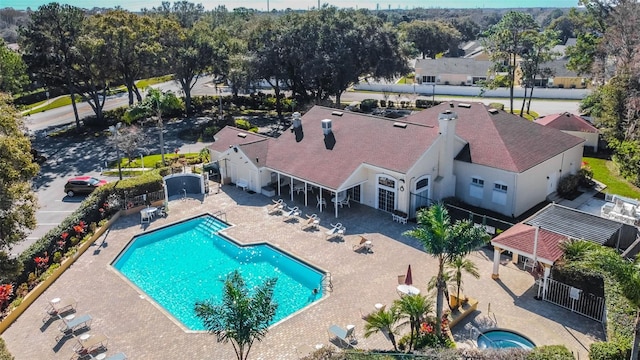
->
[472,327,500,349]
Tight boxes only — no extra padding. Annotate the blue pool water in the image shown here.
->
[477,329,536,349]
[113,215,325,331]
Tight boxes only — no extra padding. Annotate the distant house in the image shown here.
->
[208,102,584,219]
[536,112,599,152]
[414,58,493,86]
[460,40,489,60]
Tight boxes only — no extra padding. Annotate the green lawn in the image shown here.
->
[22,95,82,116]
[118,152,201,168]
[583,156,640,199]
[510,109,539,121]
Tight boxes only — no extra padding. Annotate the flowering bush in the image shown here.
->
[0,284,13,310]
[73,221,87,235]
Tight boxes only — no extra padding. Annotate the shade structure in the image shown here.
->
[405,265,413,285]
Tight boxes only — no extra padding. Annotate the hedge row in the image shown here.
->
[6,170,165,313]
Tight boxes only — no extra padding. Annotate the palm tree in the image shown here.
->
[363,308,400,351]
[404,203,489,336]
[145,88,182,165]
[194,270,278,360]
[447,255,480,310]
[391,294,433,351]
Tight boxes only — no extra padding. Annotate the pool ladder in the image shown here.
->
[322,272,333,293]
[212,210,227,222]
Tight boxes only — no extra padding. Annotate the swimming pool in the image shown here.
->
[477,328,536,349]
[113,214,325,331]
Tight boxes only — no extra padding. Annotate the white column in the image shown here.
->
[492,246,501,280]
[542,265,551,298]
[334,191,339,218]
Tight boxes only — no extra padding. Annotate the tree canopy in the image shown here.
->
[0,93,39,254]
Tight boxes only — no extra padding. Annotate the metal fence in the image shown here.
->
[121,189,165,210]
[542,277,606,323]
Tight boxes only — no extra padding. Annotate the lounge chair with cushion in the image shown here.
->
[42,297,76,323]
[73,332,109,355]
[56,314,92,341]
[352,235,372,252]
[301,214,320,230]
[328,324,356,348]
[267,199,285,214]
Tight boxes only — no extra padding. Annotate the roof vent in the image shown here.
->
[488,108,499,114]
[458,103,471,108]
[321,119,332,135]
[292,112,302,128]
[449,102,455,108]
[331,111,344,116]
[393,122,408,128]
[237,132,247,138]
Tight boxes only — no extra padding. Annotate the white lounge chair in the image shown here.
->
[325,223,344,240]
[283,206,300,220]
[328,324,356,347]
[301,214,320,230]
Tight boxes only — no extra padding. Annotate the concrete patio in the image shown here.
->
[2,185,605,359]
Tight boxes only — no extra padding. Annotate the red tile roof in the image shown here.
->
[491,222,567,263]
[408,102,585,172]
[535,112,598,133]
[208,103,585,189]
[265,107,439,189]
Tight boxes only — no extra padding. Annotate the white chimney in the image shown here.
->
[292,112,302,128]
[321,119,332,135]
[438,110,458,198]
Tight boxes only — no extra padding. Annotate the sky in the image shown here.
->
[2,0,580,12]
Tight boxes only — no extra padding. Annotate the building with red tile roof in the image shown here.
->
[209,102,584,218]
[535,112,599,152]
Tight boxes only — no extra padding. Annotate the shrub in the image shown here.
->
[558,174,580,197]
[590,341,627,360]
[489,103,504,110]
[0,337,14,360]
[235,118,258,132]
[527,345,575,359]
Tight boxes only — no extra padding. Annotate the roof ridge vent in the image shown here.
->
[331,111,344,116]
[237,132,247,138]
[488,108,499,114]
[458,103,471,108]
[393,122,408,128]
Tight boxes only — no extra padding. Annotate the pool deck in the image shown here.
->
[3,186,605,359]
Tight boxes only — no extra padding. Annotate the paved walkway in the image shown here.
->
[2,186,604,359]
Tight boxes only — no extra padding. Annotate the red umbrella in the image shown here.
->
[405,265,413,285]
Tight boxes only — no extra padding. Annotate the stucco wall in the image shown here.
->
[564,130,598,152]
[454,162,517,217]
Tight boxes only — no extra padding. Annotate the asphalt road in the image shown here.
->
[17,78,581,255]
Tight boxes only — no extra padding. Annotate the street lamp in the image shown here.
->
[109,122,123,180]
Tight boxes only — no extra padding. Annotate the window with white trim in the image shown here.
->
[492,182,508,205]
[422,75,436,83]
[469,177,484,199]
[494,183,508,192]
